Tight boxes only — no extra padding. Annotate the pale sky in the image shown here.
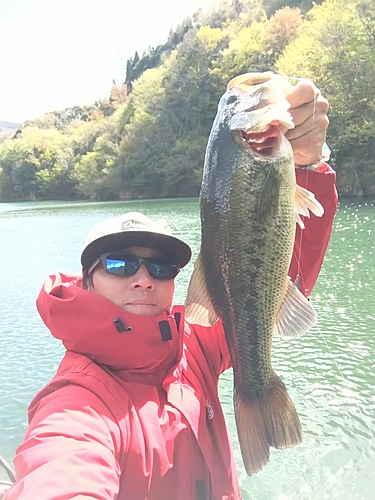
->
[0,0,219,123]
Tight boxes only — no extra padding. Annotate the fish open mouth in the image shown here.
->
[240,124,282,157]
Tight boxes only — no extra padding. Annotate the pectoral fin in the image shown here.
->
[185,254,219,326]
[295,184,324,229]
[275,278,317,338]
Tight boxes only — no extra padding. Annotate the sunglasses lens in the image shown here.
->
[103,254,178,280]
[105,257,133,275]
[147,260,178,280]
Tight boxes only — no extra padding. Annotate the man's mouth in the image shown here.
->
[127,300,155,307]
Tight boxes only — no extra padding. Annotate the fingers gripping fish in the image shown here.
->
[185,72,323,475]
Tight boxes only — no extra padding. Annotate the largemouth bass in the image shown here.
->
[185,72,324,475]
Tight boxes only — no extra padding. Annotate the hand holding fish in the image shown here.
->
[284,79,329,167]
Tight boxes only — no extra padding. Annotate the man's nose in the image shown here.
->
[130,264,155,289]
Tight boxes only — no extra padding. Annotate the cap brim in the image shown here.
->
[81,231,192,271]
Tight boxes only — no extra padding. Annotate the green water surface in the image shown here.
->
[0,197,374,499]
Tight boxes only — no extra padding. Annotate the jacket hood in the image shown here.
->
[36,272,184,373]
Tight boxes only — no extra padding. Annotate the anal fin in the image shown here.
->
[275,277,317,338]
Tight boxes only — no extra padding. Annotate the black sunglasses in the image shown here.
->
[89,252,180,280]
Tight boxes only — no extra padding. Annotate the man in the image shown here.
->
[4,80,337,500]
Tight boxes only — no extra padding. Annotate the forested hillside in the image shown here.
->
[0,0,374,202]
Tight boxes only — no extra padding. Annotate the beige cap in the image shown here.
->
[81,212,192,271]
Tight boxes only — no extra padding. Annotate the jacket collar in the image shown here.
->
[37,272,184,374]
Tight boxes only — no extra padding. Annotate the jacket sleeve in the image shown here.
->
[289,164,338,297]
[188,320,232,377]
[4,385,124,500]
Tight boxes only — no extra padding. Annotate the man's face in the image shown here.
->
[89,247,175,316]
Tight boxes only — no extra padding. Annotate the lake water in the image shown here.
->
[0,197,374,499]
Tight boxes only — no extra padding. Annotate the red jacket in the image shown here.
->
[5,166,337,500]
[290,166,338,296]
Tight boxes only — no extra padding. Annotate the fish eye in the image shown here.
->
[226,95,237,104]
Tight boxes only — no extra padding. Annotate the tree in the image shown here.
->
[263,0,324,17]
[266,7,303,58]
[212,12,274,81]
[72,118,119,199]
[0,127,76,200]
[109,81,127,109]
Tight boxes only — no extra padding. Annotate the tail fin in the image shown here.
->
[234,373,302,475]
